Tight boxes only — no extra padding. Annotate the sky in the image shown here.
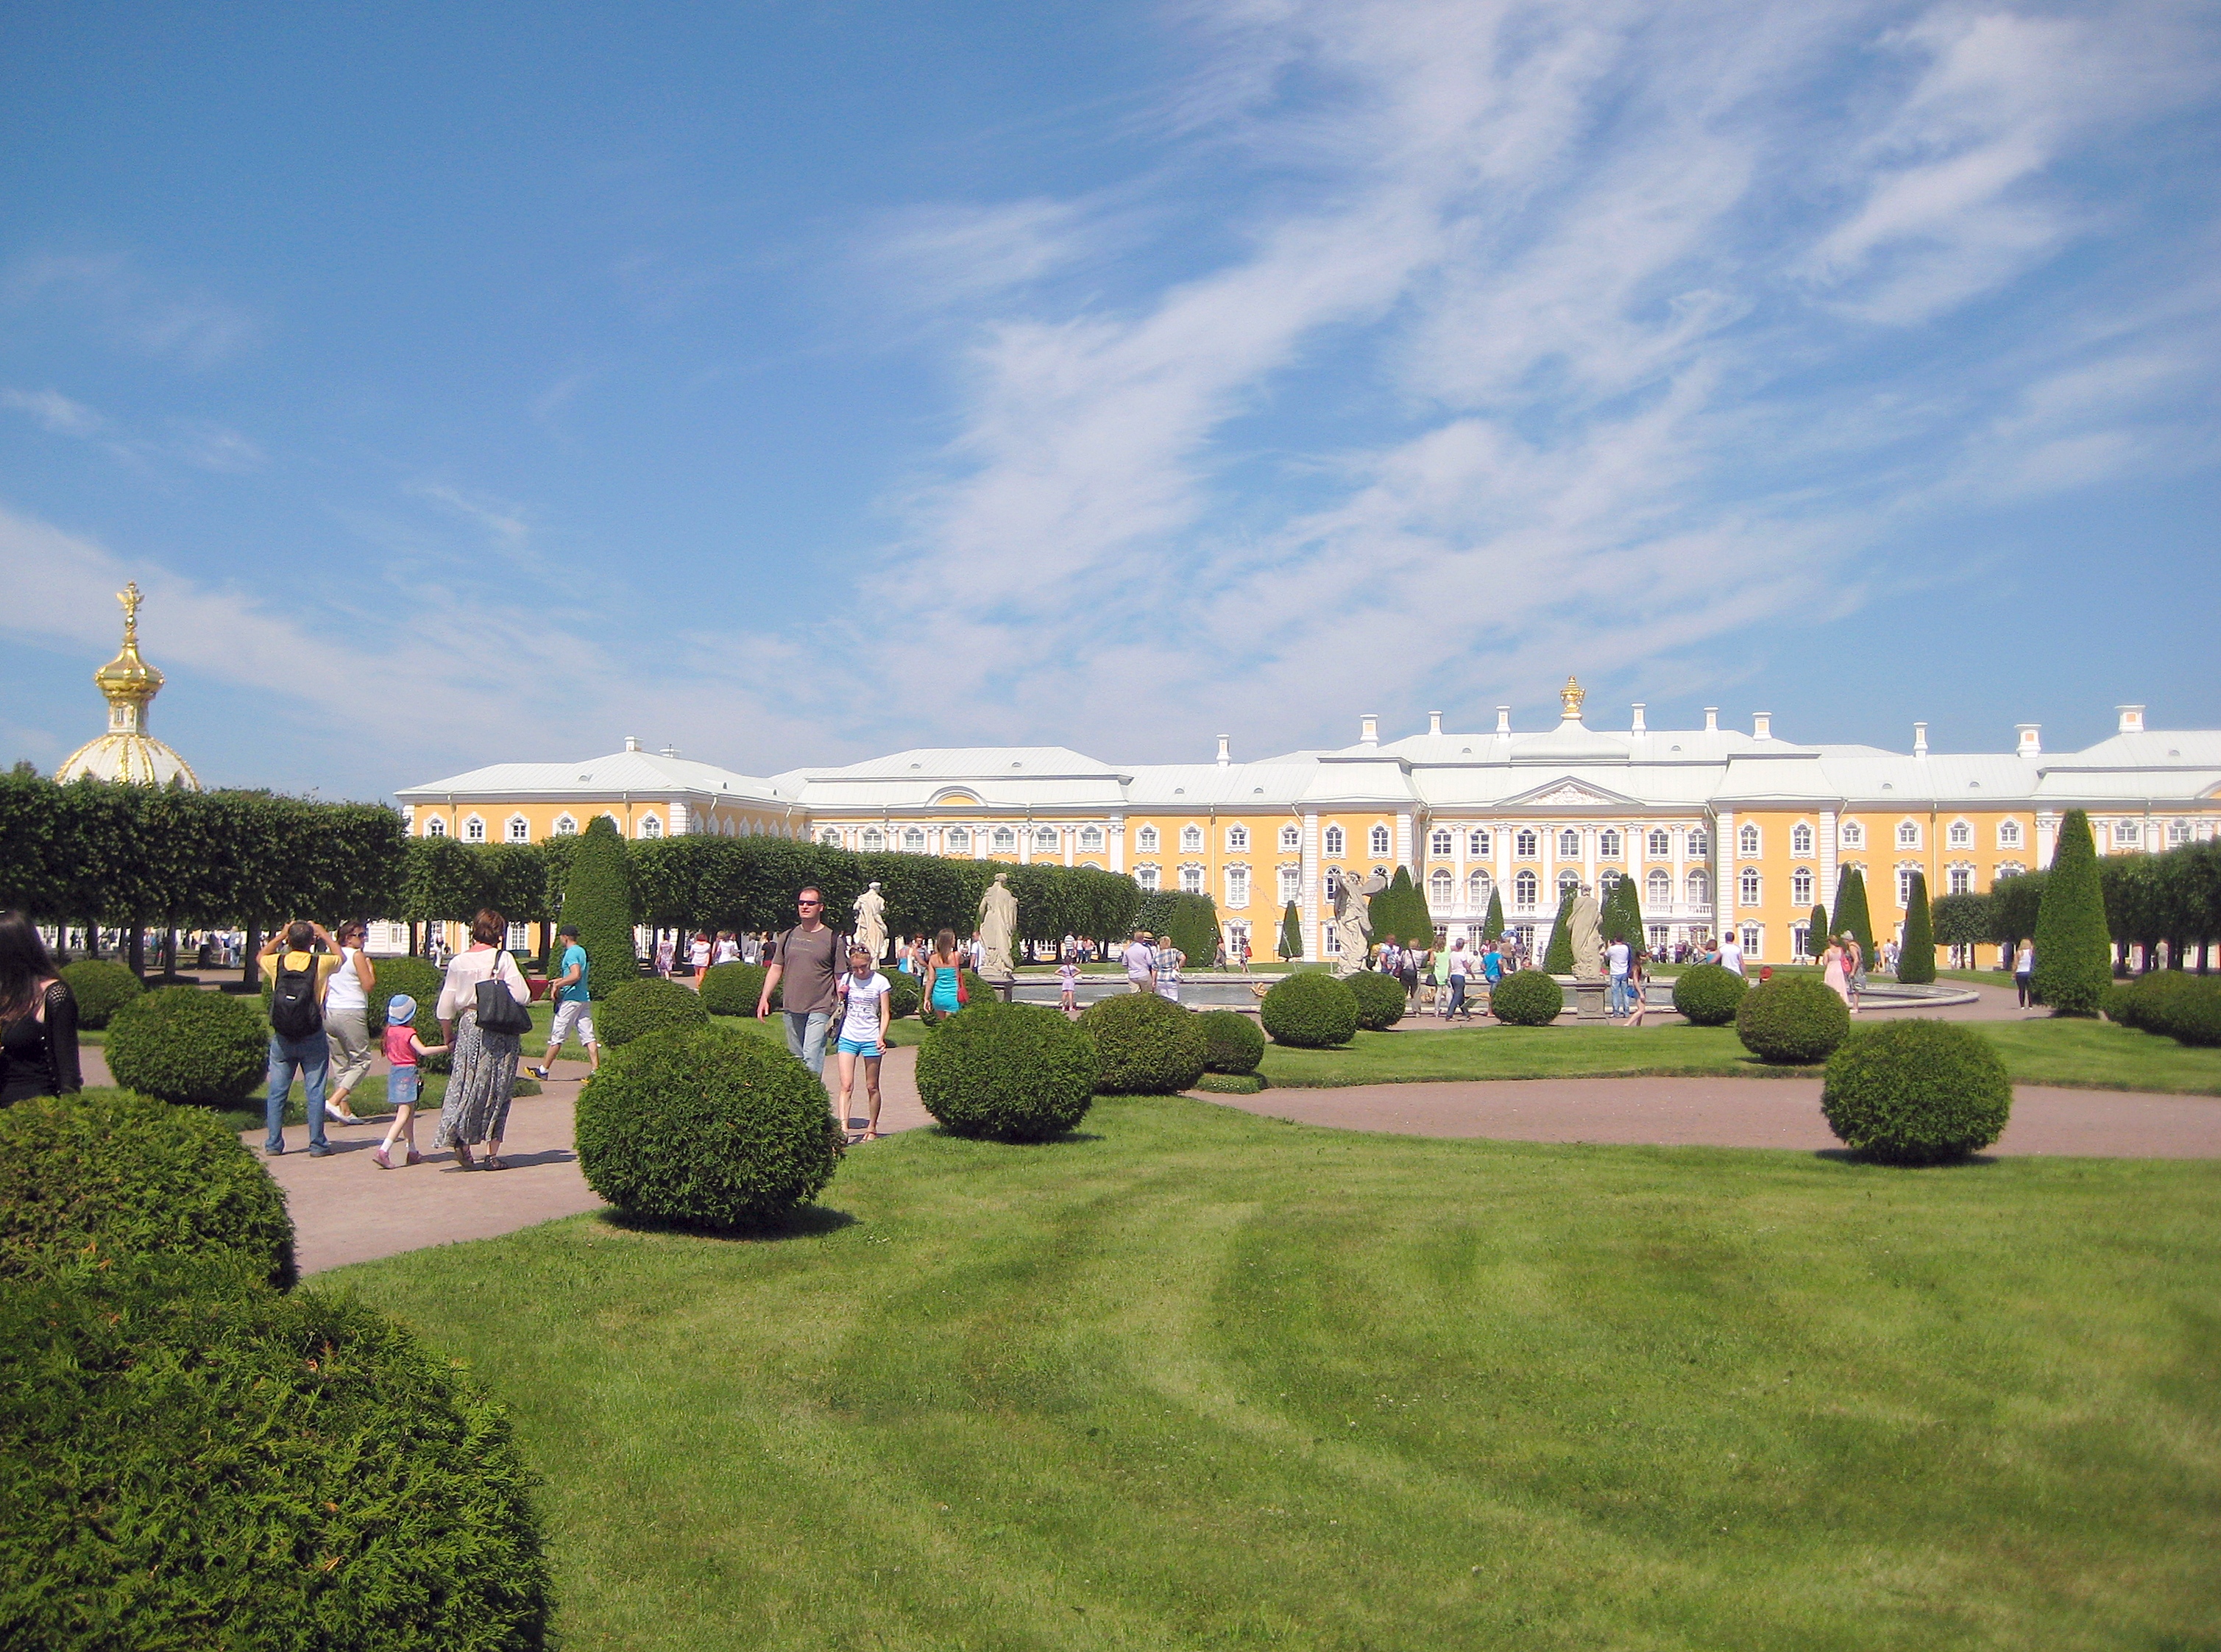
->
[2,0,2217,801]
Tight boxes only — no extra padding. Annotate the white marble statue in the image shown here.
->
[1330,871,1389,977]
[852,881,888,963]
[977,872,1019,980]
[1565,885,1605,980]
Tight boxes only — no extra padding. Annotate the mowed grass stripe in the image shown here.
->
[339,1097,2221,1650]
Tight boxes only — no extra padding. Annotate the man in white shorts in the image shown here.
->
[531,922,598,1079]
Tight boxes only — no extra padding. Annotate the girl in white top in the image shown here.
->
[712,931,741,966]
[320,921,378,1124]
[833,945,893,1141]
[688,932,712,982]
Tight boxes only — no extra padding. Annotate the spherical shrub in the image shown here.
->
[575,1025,839,1228]
[1077,991,1208,1093]
[368,955,444,1034]
[1673,963,1749,1026]
[598,975,712,1047]
[1259,973,1359,1049]
[1735,974,1850,1064]
[104,985,266,1107]
[1348,970,1409,1031]
[56,958,140,1030]
[0,1089,296,1288]
[915,1000,1097,1141]
[885,970,921,1021]
[698,960,766,1016]
[1821,1020,2011,1163]
[0,1266,550,1651]
[1489,968,1564,1027]
[1197,1008,1265,1074]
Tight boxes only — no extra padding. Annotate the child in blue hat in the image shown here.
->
[374,993,447,1171]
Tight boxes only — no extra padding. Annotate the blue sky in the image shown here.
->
[3,0,2217,800]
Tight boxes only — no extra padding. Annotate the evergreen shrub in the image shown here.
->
[56,958,139,1029]
[1077,991,1208,1093]
[1258,972,1358,1049]
[1197,1009,1265,1074]
[0,1090,296,1288]
[1194,1071,1266,1095]
[1830,867,1875,960]
[1672,963,1748,1027]
[2033,809,2112,1016]
[1541,893,1577,974]
[698,961,765,1016]
[915,1001,1097,1141]
[562,817,638,999]
[1807,904,1830,962]
[1348,970,1409,1030]
[918,970,991,1023]
[1489,969,1563,1027]
[2116,971,2221,1047]
[1820,1020,2011,1163]
[1278,901,1303,960]
[1898,871,1936,983]
[1481,889,1504,941]
[367,956,444,1034]
[597,976,711,1047]
[575,1026,839,1228]
[1734,974,1849,1064]
[0,1266,550,1651]
[104,985,266,1107]
[885,970,921,1020]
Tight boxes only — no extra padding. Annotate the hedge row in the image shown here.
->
[2105,971,2221,1048]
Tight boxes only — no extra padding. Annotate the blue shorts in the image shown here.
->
[835,1037,882,1057]
[387,1068,420,1109]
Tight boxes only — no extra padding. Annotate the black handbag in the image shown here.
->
[473,954,534,1035]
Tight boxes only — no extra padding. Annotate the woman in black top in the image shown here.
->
[0,911,82,1105]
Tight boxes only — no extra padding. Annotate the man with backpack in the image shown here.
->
[256,919,344,1157]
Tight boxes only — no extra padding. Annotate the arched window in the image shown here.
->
[1740,867,1760,904]
[1598,829,1621,859]
[1513,870,1539,911]
[991,826,1016,852]
[2114,820,2140,847]
[2167,819,2192,846]
[1429,868,1453,905]
[1324,868,1342,899]
[1278,865,1300,904]
[1896,820,1921,849]
[1467,870,1492,905]
[1138,826,1159,852]
[1791,867,1813,905]
[461,815,486,843]
[1738,823,1760,857]
[1515,829,1538,859]
[1998,861,2026,879]
[1897,866,1918,907]
[1430,828,1453,857]
[507,921,528,950]
[1790,823,1813,856]
[1646,868,1672,905]
[1369,824,1391,857]
[1035,827,1059,851]
[1079,826,1105,851]
[1323,826,1345,857]
[1947,820,1972,849]
[860,827,885,851]
[1648,829,1671,858]
[1180,864,1204,894]
[640,815,663,839]
[552,813,576,836]
[1226,865,1250,907]
[500,815,526,843]
[819,828,842,847]
[1687,829,1710,858]
[1558,828,1581,858]
[1948,865,1974,896]
[1838,820,1863,848]
[1137,865,1160,892]
[893,826,921,852]
[1687,868,1710,905]
[1997,819,2022,848]
[1469,829,1491,857]
[1280,824,1300,851]
[1557,869,1581,900]
[1228,826,1249,851]
[1180,825,1203,853]
[425,816,447,837]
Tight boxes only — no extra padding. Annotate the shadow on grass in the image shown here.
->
[923,1125,1107,1145]
[1812,1147,2003,1168]
[595,1202,860,1241]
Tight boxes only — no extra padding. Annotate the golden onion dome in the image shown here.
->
[55,581,200,790]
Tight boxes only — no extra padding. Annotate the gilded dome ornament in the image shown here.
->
[1559,675,1586,720]
[55,581,201,789]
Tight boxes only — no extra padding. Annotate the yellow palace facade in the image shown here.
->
[396,681,2221,963]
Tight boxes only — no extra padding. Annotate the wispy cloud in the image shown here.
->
[406,481,532,549]
[0,387,105,437]
[4,252,256,368]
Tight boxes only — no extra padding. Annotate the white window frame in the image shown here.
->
[1791,867,1813,906]
[1226,865,1250,908]
[1323,826,1345,857]
[1739,867,1761,904]
[1180,862,1205,896]
[1180,824,1204,854]
[1515,829,1538,859]
[942,826,966,851]
[1079,826,1105,851]
[1839,820,1864,849]
[1467,869,1492,904]
[1469,829,1491,857]
[2114,819,2141,847]
[820,828,843,847]
[1896,820,1921,850]
[1558,828,1581,858]
[1138,826,1160,852]
[1369,824,1392,857]
[1137,864,1160,893]
[1598,829,1621,859]
[1896,864,1920,907]
[1687,868,1710,905]
[1738,823,1760,858]
[1035,826,1059,851]
[639,815,663,839]
[1790,823,1813,857]
[1557,868,1581,900]
[1997,819,2022,848]
[1228,825,1250,851]
[1740,923,1762,960]
[1514,870,1539,912]
[462,815,486,843]
[1278,865,1301,905]
[1428,868,1453,906]
[991,826,1016,852]
[1430,828,1453,857]
[1947,819,1973,850]
[1688,829,1710,858]
[552,813,576,836]
[506,815,531,844]
[1647,829,1671,858]
[1948,865,1974,896]
[425,816,447,837]
[1646,868,1672,906]
[861,827,885,851]
[1279,824,1300,851]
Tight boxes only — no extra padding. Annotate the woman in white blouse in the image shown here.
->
[435,907,534,1171]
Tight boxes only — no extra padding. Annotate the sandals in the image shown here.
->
[454,1145,476,1170]
[481,1156,509,1171]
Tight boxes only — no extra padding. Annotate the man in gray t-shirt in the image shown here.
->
[759,886,846,1078]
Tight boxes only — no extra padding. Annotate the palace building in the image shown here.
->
[397,679,2221,963]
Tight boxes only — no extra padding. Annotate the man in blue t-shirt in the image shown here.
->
[530,922,598,1079]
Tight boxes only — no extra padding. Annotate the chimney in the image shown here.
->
[1496,706,1511,735]
[1704,707,1718,734]
[1360,714,1378,747]
[624,735,641,752]
[2117,704,2145,734]
[1428,710,1442,735]
[659,744,680,758]
[1216,734,1230,767]
[1913,723,1929,758]
[2016,724,2041,759]
[1753,712,1772,740]
[1631,703,1646,734]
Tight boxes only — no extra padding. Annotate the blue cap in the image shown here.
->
[387,993,417,1025]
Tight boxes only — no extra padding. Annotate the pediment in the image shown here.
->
[1499,776,1640,809]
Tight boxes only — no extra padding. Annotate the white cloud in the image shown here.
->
[4,252,256,368]
[0,388,105,437]
[166,419,266,473]
[407,481,531,549]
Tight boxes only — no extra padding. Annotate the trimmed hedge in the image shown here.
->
[1820,1021,2011,1163]
[1077,991,1208,1094]
[1735,974,1849,1064]
[1259,972,1359,1049]
[562,816,638,1000]
[915,1001,1097,1141]
[1197,1009,1265,1075]
[575,1026,840,1228]
[0,1090,296,1288]
[698,961,767,1016]
[2033,808,2111,1016]
[368,955,444,1035]
[1897,870,1936,984]
[1672,963,1748,1027]
[0,1266,551,1651]
[104,985,266,1107]
[1348,970,1409,1031]
[1489,968,1563,1027]
[597,976,712,1047]
[55,958,139,1029]
[885,970,921,1021]
[2111,971,2221,1047]
[1195,1071,1266,1095]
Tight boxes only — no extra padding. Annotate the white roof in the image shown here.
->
[397,747,789,803]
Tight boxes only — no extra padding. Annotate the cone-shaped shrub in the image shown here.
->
[1542,890,1576,973]
[56,958,139,1029]
[1481,888,1504,941]
[1673,963,1748,1026]
[1830,866,1874,961]
[1260,972,1358,1048]
[1348,970,1409,1031]
[1821,1020,2011,1163]
[562,816,637,1000]
[1490,968,1562,1026]
[1197,1009,1264,1074]
[1076,991,1207,1093]
[1735,974,1849,1064]
[105,986,266,1107]
[915,1000,1097,1141]
[1899,870,1936,983]
[1602,878,1642,946]
[2033,809,2112,1016]
[598,975,712,1046]
[1278,901,1303,960]
[1807,904,1829,961]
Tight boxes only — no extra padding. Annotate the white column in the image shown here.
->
[1715,810,1735,935]
[2036,810,2058,868]
[1064,829,1074,868]
[1395,812,1413,869]
[1300,811,1321,942]
[1108,815,1125,872]
[1818,810,1838,915]
[1495,821,1511,915]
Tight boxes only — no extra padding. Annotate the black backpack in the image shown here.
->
[269,951,325,1039]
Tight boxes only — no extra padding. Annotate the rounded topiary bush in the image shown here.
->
[1820,1020,2012,1163]
[56,958,141,1030]
[0,1266,550,1651]
[697,960,766,1016]
[1348,970,1409,1031]
[0,1090,296,1288]
[1259,973,1359,1049]
[575,1025,839,1228]
[885,970,921,1021]
[368,955,444,1034]
[1197,1008,1265,1074]
[915,1000,1097,1141]
[1489,968,1564,1027]
[104,985,266,1107]
[598,975,712,1047]
[1735,974,1851,1064]
[1673,963,1749,1027]
[1077,990,1208,1093]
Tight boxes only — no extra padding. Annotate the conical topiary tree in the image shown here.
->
[2033,809,2111,1015]
[562,817,638,1001]
[1278,900,1303,961]
[1481,887,1504,942]
[1542,889,1576,973]
[1807,903,1829,961]
[1899,870,1935,982]
[1831,866,1874,962]
[1603,876,1643,947]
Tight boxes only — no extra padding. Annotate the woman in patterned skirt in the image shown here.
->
[435,907,532,1170]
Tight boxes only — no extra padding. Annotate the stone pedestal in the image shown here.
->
[1570,979,1609,1022]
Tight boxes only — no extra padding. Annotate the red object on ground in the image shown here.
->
[1760,965,1774,982]
[525,976,550,1002]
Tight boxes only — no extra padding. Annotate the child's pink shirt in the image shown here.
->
[383,1025,421,1067]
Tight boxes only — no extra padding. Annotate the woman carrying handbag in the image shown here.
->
[435,907,534,1170]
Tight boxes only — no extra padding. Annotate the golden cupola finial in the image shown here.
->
[93,581,165,718]
[1559,674,1585,721]
[57,579,197,789]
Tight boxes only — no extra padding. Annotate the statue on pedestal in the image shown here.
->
[1565,885,1606,981]
[852,881,888,963]
[977,872,1019,980]
[1330,871,1389,977]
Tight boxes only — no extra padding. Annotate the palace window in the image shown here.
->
[1949,865,1974,896]
[1896,820,1921,849]
[1740,868,1761,904]
[1997,819,2022,848]
[1137,865,1160,892]
[1138,826,1159,852]
[1079,826,1104,851]
[1740,924,1762,960]
[640,815,662,839]
[1792,923,1812,961]
[1998,861,2026,879]
[1513,871,1539,912]
[1646,868,1671,905]
[1227,865,1250,907]
[1839,820,1864,849]
[463,815,486,843]
[506,815,530,843]
[1370,825,1391,857]
[1228,825,1249,851]
[821,828,842,847]
[1515,829,1538,859]
[508,922,528,951]
[2168,819,2192,847]
[992,826,1016,852]
[1598,829,1622,859]
[1558,870,1581,900]
[1648,829,1671,858]
[425,816,447,837]
[1738,823,1760,857]
[1468,870,1492,905]
[1431,828,1453,857]
[1947,819,1972,849]
[1687,829,1710,857]
[907,826,929,851]
[1180,864,1205,895]
[1325,868,1342,899]
[1687,868,1710,905]
[1601,868,1623,893]
[1558,828,1581,858]
[1429,869,1453,906]
[1272,823,1296,851]
[1792,867,1813,905]
[1036,827,1059,851]
[1790,823,1813,856]
[1897,867,1919,907]
[861,827,885,851]
[1323,826,1345,857]
[1469,829,1491,857]
[553,814,575,836]
[1279,865,1300,904]
[2114,820,2141,846]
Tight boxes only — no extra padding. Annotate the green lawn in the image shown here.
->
[336,1096,2221,1650]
